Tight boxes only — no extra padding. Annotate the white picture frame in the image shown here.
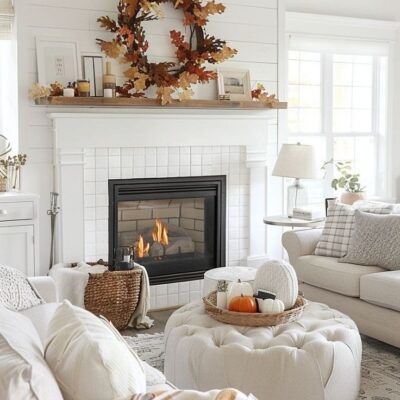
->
[81,52,105,97]
[217,68,251,101]
[36,36,81,87]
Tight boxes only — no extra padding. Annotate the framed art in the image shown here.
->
[82,53,104,96]
[36,37,81,86]
[217,68,251,101]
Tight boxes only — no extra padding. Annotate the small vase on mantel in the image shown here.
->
[340,191,366,205]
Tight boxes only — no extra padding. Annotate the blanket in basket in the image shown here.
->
[50,262,153,329]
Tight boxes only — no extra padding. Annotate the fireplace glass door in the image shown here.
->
[109,176,226,284]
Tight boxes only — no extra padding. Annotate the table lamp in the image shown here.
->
[272,143,318,217]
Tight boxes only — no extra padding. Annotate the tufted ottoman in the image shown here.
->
[164,301,361,400]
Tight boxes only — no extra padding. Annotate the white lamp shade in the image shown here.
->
[272,143,318,179]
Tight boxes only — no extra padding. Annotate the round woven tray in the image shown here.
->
[203,291,307,327]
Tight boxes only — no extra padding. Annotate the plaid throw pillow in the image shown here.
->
[315,201,393,258]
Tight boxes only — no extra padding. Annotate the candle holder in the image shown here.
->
[114,246,135,271]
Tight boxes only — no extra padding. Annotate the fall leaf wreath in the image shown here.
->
[97,0,238,104]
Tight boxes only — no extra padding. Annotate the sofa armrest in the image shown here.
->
[28,276,58,303]
[282,229,322,265]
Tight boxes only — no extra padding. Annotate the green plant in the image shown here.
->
[322,159,365,193]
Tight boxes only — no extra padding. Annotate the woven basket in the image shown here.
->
[79,263,142,330]
[203,291,307,327]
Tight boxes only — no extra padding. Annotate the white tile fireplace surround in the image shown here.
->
[50,110,280,308]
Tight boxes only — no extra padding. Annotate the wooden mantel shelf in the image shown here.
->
[35,96,287,110]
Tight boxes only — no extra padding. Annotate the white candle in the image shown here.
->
[104,88,113,98]
[123,255,130,262]
[63,88,75,97]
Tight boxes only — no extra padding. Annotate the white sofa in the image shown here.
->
[23,276,174,393]
[283,229,400,348]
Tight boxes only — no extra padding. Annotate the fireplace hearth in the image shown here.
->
[109,176,226,284]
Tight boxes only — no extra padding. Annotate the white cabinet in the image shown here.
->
[0,193,39,276]
[0,225,35,276]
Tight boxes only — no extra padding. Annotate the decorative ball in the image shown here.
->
[254,260,298,310]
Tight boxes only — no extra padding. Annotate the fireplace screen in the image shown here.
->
[118,198,206,261]
[109,176,226,284]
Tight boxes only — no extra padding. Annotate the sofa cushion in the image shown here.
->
[0,306,63,400]
[340,211,400,270]
[20,303,61,344]
[297,255,385,297]
[45,301,146,400]
[360,271,400,312]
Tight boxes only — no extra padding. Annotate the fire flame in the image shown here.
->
[152,219,169,246]
[136,235,150,258]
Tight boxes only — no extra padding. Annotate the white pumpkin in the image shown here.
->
[227,280,253,306]
[257,298,284,314]
[254,260,298,310]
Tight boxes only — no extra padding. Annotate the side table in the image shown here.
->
[263,215,325,229]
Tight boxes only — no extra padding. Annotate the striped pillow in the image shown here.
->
[315,201,393,258]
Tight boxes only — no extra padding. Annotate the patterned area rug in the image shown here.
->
[124,333,400,399]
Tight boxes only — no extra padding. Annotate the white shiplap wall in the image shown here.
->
[14,0,284,275]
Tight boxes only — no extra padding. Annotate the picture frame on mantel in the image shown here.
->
[217,68,251,101]
[82,53,104,97]
[36,36,81,87]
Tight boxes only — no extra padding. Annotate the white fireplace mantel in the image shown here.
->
[49,109,276,268]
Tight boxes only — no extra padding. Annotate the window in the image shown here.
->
[287,40,388,201]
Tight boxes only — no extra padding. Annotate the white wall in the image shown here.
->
[14,0,284,273]
[286,0,400,21]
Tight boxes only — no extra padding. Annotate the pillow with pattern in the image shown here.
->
[0,265,43,311]
[340,210,400,270]
[315,201,393,258]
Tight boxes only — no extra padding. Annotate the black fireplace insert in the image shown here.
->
[108,176,226,285]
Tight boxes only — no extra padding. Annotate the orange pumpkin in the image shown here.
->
[228,295,257,313]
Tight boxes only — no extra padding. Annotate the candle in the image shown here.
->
[104,88,113,98]
[77,80,90,97]
[63,88,75,97]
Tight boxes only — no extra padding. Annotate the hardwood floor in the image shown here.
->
[122,309,175,337]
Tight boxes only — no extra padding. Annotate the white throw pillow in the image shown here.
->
[0,264,43,311]
[45,301,146,400]
[0,306,63,400]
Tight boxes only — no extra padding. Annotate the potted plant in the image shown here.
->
[322,159,366,205]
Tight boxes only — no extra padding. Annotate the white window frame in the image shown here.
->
[285,12,400,201]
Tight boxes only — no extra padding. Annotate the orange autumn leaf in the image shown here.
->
[178,71,199,88]
[174,0,184,7]
[157,87,175,105]
[119,25,131,36]
[125,0,139,17]
[170,30,189,48]
[123,67,140,79]
[178,88,194,101]
[211,44,237,62]
[97,16,117,31]
[193,2,225,23]
[99,40,122,59]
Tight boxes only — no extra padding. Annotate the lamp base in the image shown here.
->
[287,178,308,217]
